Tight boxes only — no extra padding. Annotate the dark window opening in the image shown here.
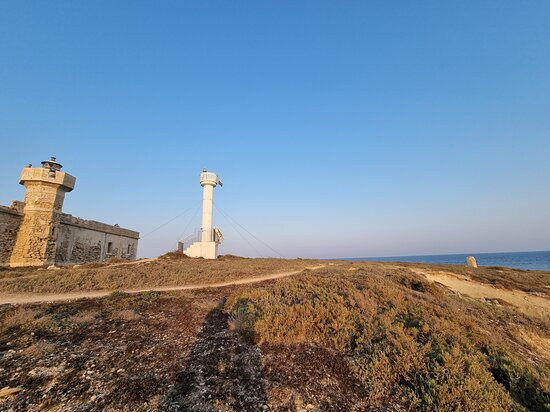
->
[107,242,113,253]
[127,244,131,254]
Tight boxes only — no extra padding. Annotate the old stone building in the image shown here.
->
[0,157,139,267]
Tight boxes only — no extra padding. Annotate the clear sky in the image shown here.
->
[1,1,549,258]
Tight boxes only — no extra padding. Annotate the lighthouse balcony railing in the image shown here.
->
[200,172,218,184]
[180,228,202,251]
[180,226,221,251]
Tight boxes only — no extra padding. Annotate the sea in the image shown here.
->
[347,250,550,271]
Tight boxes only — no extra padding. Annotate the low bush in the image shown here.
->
[158,251,190,260]
[484,346,550,411]
[0,307,56,340]
[225,268,549,411]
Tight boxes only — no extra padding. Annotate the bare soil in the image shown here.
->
[411,267,550,319]
[2,284,360,412]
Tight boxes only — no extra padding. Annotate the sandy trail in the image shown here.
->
[0,265,324,305]
[411,268,550,319]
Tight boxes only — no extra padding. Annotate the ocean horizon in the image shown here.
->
[344,250,550,271]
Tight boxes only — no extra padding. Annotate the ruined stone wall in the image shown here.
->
[55,214,139,265]
[0,205,23,266]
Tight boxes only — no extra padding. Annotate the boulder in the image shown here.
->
[466,256,477,268]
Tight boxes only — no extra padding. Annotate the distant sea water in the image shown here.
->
[346,251,550,271]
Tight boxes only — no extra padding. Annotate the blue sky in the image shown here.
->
[1,1,549,258]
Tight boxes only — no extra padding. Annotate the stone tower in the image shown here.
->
[9,157,76,267]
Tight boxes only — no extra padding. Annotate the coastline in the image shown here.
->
[340,250,550,271]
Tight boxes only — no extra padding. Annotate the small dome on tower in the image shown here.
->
[41,156,63,171]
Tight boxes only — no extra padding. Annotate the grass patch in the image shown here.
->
[0,258,318,294]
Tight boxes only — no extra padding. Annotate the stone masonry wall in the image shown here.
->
[1,204,139,267]
[3,164,139,267]
[9,181,67,266]
[55,214,139,265]
[0,205,23,265]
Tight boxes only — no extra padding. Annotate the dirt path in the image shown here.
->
[0,265,324,305]
[411,268,550,319]
[0,258,159,283]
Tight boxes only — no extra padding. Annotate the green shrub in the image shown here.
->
[484,346,550,411]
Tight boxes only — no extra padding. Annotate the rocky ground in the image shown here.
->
[0,284,355,412]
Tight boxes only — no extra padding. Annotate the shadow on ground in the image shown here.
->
[161,302,268,411]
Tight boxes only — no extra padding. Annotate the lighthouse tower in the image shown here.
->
[184,169,223,259]
[10,157,76,267]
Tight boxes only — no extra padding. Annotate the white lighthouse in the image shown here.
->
[183,169,223,259]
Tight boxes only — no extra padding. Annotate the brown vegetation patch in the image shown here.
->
[68,310,99,326]
[0,289,230,411]
[1,307,55,338]
[0,258,318,295]
[226,266,550,411]
[158,251,190,260]
[518,329,550,362]
[23,341,56,358]
[1,261,549,411]
[111,309,142,321]
[261,343,367,410]
[217,254,246,260]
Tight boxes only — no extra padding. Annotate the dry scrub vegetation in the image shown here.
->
[0,261,549,411]
[226,264,550,411]
[0,257,317,294]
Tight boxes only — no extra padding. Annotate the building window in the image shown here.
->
[107,242,113,253]
[127,244,131,254]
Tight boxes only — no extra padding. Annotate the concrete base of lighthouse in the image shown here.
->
[184,241,218,259]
